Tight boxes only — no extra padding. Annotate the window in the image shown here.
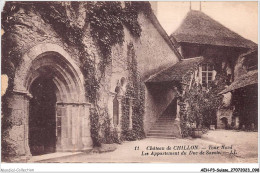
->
[202,64,214,88]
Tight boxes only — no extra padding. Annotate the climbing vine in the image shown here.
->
[100,109,120,144]
[121,87,131,138]
[179,71,227,137]
[87,2,124,71]
[2,1,152,101]
[1,2,151,156]
[120,43,145,141]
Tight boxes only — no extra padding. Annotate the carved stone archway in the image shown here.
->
[7,43,92,160]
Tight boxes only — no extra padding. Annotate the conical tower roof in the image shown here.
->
[171,10,257,49]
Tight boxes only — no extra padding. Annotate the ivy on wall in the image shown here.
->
[88,2,124,72]
[179,71,227,137]
[1,2,151,152]
[100,110,120,144]
[1,1,152,101]
[121,89,131,139]
[120,43,145,141]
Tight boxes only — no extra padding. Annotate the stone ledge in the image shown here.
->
[27,151,87,163]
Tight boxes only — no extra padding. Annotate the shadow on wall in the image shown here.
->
[144,82,177,133]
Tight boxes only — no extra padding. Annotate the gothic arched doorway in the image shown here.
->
[24,51,90,154]
[9,44,93,158]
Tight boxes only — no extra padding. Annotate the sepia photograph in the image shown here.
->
[0,0,258,171]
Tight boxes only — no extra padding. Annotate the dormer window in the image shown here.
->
[202,64,214,88]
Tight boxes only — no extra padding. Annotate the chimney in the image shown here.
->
[190,1,202,11]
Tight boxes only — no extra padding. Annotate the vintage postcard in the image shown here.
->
[1,0,258,172]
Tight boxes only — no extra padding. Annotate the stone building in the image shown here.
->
[169,10,257,129]
[1,2,257,163]
[1,2,181,162]
[219,49,258,130]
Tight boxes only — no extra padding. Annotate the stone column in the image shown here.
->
[107,92,116,128]
[4,90,32,162]
[115,95,123,135]
[81,103,92,150]
[198,65,202,84]
[234,116,240,129]
[56,102,92,152]
[56,103,67,151]
[175,99,180,121]
[71,104,77,147]
[173,98,182,138]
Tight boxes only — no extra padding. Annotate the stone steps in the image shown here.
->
[149,129,175,133]
[146,135,176,139]
[147,131,176,136]
[147,116,180,139]
[151,126,174,129]
[152,124,175,127]
[155,122,175,124]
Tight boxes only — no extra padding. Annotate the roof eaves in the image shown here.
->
[219,70,258,95]
[239,48,258,58]
[146,56,204,83]
[144,62,177,83]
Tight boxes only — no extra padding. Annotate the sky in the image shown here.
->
[152,1,258,43]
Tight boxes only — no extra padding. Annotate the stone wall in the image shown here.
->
[135,13,180,134]
[216,108,233,129]
[99,12,180,134]
[2,6,95,161]
[134,13,180,81]
[2,2,181,161]
[179,43,253,129]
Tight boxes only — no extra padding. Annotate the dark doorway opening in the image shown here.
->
[233,84,258,130]
[29,76,57,156]
[220,117,228,129]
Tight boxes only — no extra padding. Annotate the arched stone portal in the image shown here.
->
[7,43,92,160]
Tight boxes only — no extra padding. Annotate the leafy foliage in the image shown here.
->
[1,2,152,158]
[90,108,101,147]
[120,43,145,141]
[88,2,124,70]
[101,115,121,144]
[121,93,130,136]
[122,2,142,37]
[179,71,226,137]
[1,1,152,102]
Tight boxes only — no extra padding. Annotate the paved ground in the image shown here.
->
[202,130,258,163]
[38,130,258,163]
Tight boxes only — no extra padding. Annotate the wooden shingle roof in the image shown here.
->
[146,57,204,83]
[171,10,257,49]
[219,70,258,94]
